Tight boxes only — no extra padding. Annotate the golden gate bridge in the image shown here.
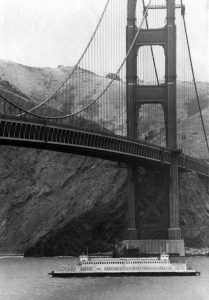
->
[0,0,208,256]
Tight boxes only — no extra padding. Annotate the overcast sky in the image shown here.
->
[0,0,208,81]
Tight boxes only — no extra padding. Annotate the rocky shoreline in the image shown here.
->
[2,248,209,258]
[185,247,209,256]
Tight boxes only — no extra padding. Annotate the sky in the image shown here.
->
[0,0,208,81]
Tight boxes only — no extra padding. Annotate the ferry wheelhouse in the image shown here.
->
[49,253,200,277]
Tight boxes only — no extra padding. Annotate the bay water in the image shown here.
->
[0,256,209,300]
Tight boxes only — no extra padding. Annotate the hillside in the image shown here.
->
[0,60,209,255]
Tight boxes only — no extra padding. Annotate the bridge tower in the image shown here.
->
[123,0,184,256]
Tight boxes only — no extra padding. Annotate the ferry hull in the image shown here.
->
[49,271,200,278]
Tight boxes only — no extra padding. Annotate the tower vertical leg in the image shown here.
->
[126,166,138,240]
[166,0,182,241]
[125,0,138,240]
[168,154,181,239]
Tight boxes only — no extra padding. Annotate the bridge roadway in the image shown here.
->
[0,115,209,177]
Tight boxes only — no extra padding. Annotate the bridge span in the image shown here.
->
[0,116,208,178]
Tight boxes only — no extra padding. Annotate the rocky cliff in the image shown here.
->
[0,60,209,255]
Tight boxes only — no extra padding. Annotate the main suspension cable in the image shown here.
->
[142,0,159,85]
[180,0,209,155]
[1,0,153,120]
[11,0,111,114]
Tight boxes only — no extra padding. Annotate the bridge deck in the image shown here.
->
[0,115,208,177]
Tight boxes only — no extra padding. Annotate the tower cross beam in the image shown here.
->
[145,4,184,10]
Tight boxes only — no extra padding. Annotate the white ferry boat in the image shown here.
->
[49,253,200,277]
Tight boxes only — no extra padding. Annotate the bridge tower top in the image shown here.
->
[126,0,177,150]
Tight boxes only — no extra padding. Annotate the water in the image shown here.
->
[0,256,209,300]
